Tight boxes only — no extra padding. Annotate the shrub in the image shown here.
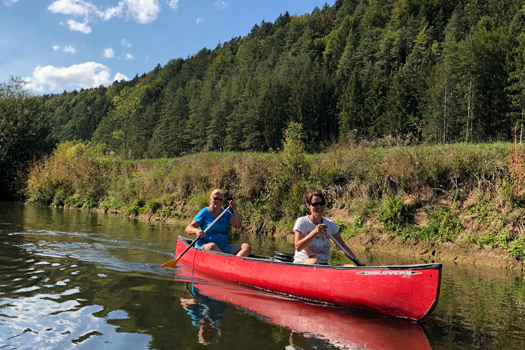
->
[378,196,413,230]
[416,206,462,243]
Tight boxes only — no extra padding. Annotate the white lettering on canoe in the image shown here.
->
[356,270,423,278]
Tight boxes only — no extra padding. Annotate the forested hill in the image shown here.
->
[43,0,525,158]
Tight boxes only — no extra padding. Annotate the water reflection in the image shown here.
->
[175,265,431,350]
[0,203,174,349]
[2,202,525,349]
[0,202,290,349]
[425,263,525,349]
[180,284,228,345]
[0,255,155,349]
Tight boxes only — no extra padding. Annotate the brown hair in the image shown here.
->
[305,190,325,205]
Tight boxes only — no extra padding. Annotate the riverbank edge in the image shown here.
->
[23,142,525,271]
[66,204,524,272]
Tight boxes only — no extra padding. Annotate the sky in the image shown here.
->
[1,0,335,95]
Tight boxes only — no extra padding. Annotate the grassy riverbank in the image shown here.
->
[25,137,525,269]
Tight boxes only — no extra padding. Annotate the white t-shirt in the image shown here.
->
[293,216,339,264]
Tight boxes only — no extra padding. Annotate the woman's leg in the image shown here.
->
[302,258,318,265]
[228,243,251,257]
[203,243,221,252]
[235,243,251,257]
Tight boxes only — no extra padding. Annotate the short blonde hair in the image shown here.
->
[210,189,224,198]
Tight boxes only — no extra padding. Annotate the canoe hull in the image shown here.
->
[175,236,441,320]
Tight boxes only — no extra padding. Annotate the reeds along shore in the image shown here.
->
[24,140,525,264]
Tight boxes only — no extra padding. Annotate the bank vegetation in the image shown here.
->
[25,124,525,269]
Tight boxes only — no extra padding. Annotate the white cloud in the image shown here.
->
[113,73,129,82]
[48,0,160,29]
[48,0,120,19]
[63,45,76,54]
[25,62,111,92]
[125,53,134,60]
[48,0,92,17]
[4,0,19,6]
[124,0,161,24]
[214,0,227,10]
[167,0,178,11]
[99,4,124,20]
[104,48,115,58]
[196,17,203,24]
[66,19,92,33]
[121,39,132,47]
[53,44,77,54]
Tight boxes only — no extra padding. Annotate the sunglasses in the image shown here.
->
[310,202,325,207]
[213,197,224,202]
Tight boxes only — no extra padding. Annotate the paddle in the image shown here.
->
[324,220,364,266]
[161,205,231,268]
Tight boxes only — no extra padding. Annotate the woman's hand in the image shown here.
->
[228,199,242,228]
[228,199,237,212]
[296,224,328,250]
[185,220,205,237]
[313,224,327,235]
[196,229,206,239]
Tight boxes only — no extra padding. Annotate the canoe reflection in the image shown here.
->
[175,265,431,350]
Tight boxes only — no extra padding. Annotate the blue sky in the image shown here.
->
[1,0,335,94]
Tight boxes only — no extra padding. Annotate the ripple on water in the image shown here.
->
[106,309,130,320]
[0,296,103,347]
[62,287,80,296]
[55,279,70,286]
[1,291,153,349]
[14,286,40,294]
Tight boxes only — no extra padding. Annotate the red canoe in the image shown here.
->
[176,264,432,350]
[174,236,441,321]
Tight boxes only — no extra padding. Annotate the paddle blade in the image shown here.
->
[161,256,180,268]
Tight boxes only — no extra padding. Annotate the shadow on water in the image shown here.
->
[1,202,525,349]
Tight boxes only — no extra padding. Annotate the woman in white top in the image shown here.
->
[293,190,364,265]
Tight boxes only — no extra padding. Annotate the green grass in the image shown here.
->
[23,139,525,260]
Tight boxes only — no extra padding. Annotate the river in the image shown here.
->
[1,202,524,349]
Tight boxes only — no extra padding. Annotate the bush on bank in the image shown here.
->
[0,78,53,200]
[25,134,525,261]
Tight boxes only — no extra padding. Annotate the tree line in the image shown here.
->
[41,0,525,158]
[4,0,525,199]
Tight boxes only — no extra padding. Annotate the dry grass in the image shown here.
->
[26,142,521,211]
[23,141,525,259]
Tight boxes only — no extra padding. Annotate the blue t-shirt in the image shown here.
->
[194,207,233,249]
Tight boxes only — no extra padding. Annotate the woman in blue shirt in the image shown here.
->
[185,189,251,257]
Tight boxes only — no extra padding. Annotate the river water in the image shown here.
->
[1,202,524,350]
